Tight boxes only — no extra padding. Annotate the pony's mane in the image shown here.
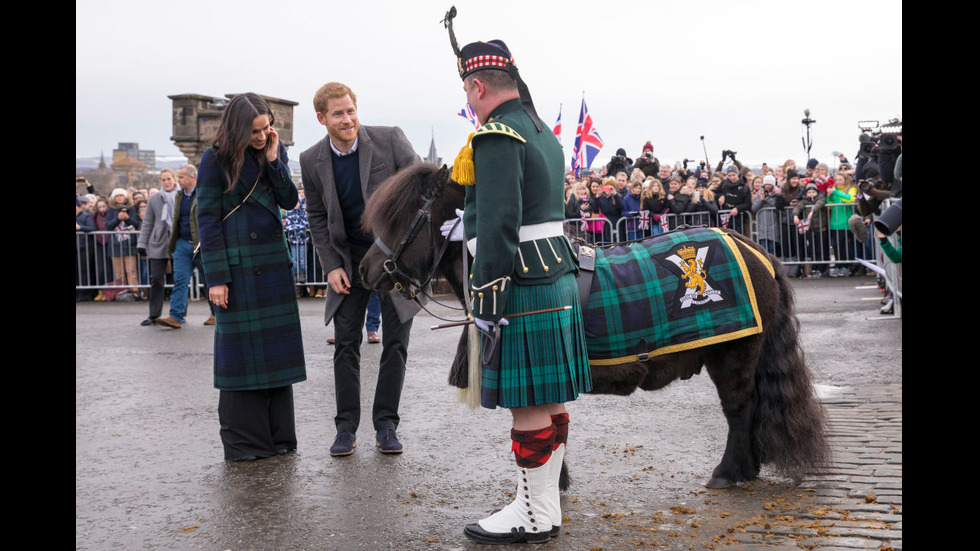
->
[362,162,442,236]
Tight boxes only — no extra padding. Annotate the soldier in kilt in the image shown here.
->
[197,93,307,461]
[441,17,592,544]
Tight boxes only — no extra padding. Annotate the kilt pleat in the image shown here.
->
[481,272,592,409]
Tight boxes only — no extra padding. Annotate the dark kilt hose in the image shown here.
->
[197,141,307,461]
[462,99,592,409]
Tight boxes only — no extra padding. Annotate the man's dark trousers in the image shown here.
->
[332,283,412,434]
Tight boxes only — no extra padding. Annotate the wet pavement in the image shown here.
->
[76,275,901,550]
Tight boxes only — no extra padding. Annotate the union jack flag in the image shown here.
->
[571,96,603,177]
[638,210,650,230]
[797,218,810,234]
[552,104,562,145]
[659,213,670,232]
[719,213,730,228]
[458,103,479,129]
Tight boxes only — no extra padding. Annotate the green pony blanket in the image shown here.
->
[582,227,773,366]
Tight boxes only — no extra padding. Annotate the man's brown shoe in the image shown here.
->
[367,331,381,344]
[155,316,182,329]
[203,315,216,326]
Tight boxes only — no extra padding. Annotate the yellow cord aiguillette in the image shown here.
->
[451,132,476,186]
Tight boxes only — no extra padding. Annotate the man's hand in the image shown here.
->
[474,316,509,333]
[440,209,465,241]
[327,267,350,295]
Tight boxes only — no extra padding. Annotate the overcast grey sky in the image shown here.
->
[76,0,902,170]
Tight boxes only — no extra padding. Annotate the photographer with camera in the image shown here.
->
[717,152,751,235]
[605,148,633,180]
[631,141,660,178]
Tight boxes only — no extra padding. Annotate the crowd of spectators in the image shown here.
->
[77,135,902,303]
[562,140,902,281]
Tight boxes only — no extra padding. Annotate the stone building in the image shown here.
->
[169,93,297,166]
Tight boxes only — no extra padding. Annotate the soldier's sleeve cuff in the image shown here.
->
[469,276,510,319]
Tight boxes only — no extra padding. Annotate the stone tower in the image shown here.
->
[169,93,297,166]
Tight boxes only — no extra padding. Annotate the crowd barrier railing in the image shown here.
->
[76,200,894,295]
[74,231,206,299]
[570,203,871,276]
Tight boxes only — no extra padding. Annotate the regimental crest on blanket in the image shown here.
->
[665,245,722,308]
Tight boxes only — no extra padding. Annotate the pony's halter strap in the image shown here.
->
[372,192,454,303]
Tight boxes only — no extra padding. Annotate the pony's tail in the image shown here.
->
[753,262,830,479]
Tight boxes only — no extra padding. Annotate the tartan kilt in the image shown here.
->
[481,272,592,409]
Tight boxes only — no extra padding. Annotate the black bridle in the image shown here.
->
[371,190,461,313]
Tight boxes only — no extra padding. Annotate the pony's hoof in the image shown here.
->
[705,476,734,489]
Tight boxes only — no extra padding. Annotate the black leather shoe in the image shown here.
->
[228,455,258,462]
[140,317,157,326]
[463,523,550,544]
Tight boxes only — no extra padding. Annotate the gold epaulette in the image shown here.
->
[472,121,526,143]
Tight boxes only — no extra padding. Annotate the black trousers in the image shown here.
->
[147,257,169,319]
[218,385,297,461]
[332,285,413,434]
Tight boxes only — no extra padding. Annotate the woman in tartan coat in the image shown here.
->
[197,93,307,461]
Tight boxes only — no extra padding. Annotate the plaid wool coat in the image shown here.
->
[197,143,307,391]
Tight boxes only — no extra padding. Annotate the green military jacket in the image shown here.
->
[463,99,578,321]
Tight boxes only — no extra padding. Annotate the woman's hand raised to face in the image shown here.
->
[266,126,280,162]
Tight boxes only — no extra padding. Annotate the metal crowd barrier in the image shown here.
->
[74,231,207,299]
[566,203,872,277]
[77,200,898,296]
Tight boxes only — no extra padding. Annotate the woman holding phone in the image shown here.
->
[197,93,307,461]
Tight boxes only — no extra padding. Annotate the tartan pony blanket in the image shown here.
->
[580,227,774,366]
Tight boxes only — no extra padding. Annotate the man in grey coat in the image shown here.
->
[300,82,421,457]
[137,169,178,326]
